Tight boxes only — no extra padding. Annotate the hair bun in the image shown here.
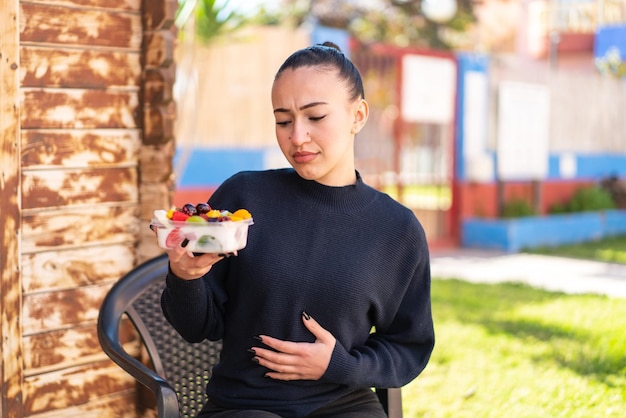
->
[321,41,341,52]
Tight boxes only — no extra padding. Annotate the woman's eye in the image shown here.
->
[276,121,291,127]
[310,115,326,122]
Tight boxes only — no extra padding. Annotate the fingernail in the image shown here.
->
[302,311,311,320]
[254,335,263,342]
[251,357,259,363]
[247,348,256,354]
[181,238,189,248]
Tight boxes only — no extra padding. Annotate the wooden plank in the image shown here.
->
[26,391,140,418]
[21,129,141,169]
[20,3,142,49]
[22,244,136,294]
[140,182,174,221]
[137,181,174,262]
[22,285,106,336]
[23,361,137,415]
[20,46,141,88]
[137,234,167,264]
[21,205,141,254]
[144,66,175,103]
[143,30,175,68]
[143,0,177,31]
[21,88,139,129]
[0,0,25,415]
[23,322,139,374]
[34,0,141,11]
[144,102,176,144]
[140,0,177,269]
[22,167,138,209]
[139,142,175,183]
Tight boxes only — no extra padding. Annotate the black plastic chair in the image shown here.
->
[98,253,403,417]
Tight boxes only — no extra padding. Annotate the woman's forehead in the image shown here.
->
[273,67,345,94]
[276,65,339,80]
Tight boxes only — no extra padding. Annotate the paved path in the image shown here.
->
[430,249,626,298]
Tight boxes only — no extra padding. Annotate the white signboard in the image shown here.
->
[463,71,493,182]
[401,54,456,124]
[463,71,489,159]
[497,81,550,180]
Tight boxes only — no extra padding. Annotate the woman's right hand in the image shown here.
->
[166,244,225,280]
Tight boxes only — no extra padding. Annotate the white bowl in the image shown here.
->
[151,217,253,254]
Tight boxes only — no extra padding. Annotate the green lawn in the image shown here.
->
[403,279,626,417]
[525,234,626,265]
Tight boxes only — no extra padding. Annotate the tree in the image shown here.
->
[254,0,476,50]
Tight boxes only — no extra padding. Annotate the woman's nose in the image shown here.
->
[290,122,309,145]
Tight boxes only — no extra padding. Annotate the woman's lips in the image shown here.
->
[293,151,317,164]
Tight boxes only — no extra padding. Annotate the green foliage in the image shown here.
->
[403,279,626,417]
[176,0,248,44]
[548,201,568,214]
[568,186,616,212]
[174,0,478,50]
[549,186,616,214]
[500,198,536,218]
[350,2,476,50]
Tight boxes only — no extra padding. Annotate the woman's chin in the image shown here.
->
[294,167,318,181]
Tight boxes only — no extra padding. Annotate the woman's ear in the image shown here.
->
[351,99,369,134]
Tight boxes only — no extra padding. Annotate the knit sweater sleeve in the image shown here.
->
[160,260,229,343]
[322,226,434,388]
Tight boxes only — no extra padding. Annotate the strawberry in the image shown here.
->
[171,211,189,222]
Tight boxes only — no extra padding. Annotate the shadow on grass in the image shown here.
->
[432,278,626,386]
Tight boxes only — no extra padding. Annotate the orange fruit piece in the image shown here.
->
[232,209,252,219]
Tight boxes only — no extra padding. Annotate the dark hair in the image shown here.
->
[275,41,365,101]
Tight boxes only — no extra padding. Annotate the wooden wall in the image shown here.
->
[1,0,23,416]
[1,0,177,416]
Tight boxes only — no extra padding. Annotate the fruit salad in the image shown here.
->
[151,202,253,254]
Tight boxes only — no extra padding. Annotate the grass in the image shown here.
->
[403,279,626,417]
[525,234,626,265]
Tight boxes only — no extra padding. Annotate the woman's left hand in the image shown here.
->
[251,312,336,381]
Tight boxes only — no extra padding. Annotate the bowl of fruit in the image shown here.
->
[151,202,253,254]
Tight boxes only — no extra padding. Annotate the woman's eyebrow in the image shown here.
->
[273,101,328,114]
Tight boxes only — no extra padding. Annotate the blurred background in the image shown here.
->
[172,0,626,251]
[3,1,625,417]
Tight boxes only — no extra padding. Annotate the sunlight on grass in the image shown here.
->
[403,279,626,417]
[527,235,626,265]
[596,249,626,264]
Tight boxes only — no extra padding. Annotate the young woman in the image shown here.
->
[161,42,435,417]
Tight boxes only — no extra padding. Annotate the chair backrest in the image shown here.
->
[99,253,216,417]
[98,253,402,418]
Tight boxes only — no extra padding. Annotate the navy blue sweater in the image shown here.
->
[161,169,434,417]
